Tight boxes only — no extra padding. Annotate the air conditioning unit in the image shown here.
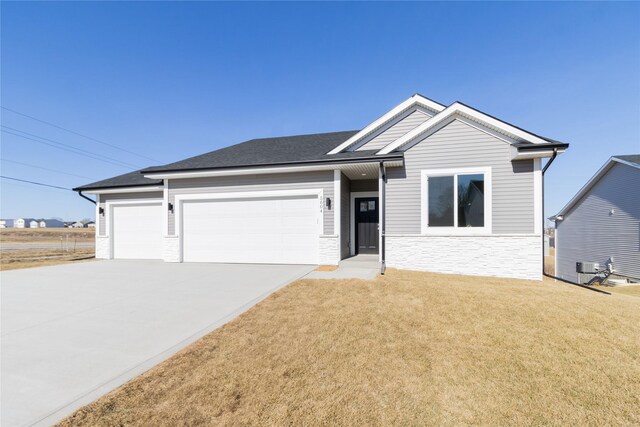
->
[576,262,599,274]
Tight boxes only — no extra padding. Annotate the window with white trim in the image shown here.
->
[421,168,491,233]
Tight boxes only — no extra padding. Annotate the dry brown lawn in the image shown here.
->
[0,248,95,271]
[60,269,640,426]
[0,227,94,245]
[607,285,640,297]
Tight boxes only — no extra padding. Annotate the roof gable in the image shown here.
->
[377,102,561,155]
[555,155,640,217]
[327,94,445,154]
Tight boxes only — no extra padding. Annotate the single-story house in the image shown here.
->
[74,94,568,280]
[83,221,96,228]
[552,155,640,282]
[0,219,13,228]
[38,219,65,228]
[68,221,85,228]
[14,218,36,228]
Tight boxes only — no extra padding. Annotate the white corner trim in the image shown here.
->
[173,188,325,238]
[334,170,341,240]
[327,94,445,155]
[377,102,552,155]
[84,186,163,195]
[533,159,542,235]
[349,191,379,256]
[420,167,493,235]
[95,194,102,236]
[163,179,169,236]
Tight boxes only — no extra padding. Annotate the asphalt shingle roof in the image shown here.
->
[74,130,403,191]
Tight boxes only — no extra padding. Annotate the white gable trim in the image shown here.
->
[554,156,640,217]
[327,94,445,155]
[377,102,552,155]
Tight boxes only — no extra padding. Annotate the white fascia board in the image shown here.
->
[377,103,553,155]
[143,160,403,180]
[511,146,567,160]
[83,186,163,195]
[327,94,446,155]
[555,157,636,217]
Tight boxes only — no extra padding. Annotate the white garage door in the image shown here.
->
[182,195,320,264]
[112,203,163,259]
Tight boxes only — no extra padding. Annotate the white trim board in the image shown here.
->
[143,160,403,180]
[328,94,446,155]
[349,191,379,257]
[84,186,163,195]
[333,170,341,241]
[420,167,493,235]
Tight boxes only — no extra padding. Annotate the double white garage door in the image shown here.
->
[111,195,320,264]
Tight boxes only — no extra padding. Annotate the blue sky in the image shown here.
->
[1,1,639,221]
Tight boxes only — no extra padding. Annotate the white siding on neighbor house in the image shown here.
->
[98,191,163,236]
[340,173,351,259]
[168,171,334,236]
[385,119,535,235]
[355,108,433,152]
[556,162,640,281]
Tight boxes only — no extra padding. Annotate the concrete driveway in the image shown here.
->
[1,260,313,427]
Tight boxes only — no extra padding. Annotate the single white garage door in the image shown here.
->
[182,195,320,264]
[112,203,163,259]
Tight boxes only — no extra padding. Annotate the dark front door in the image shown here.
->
[355,197,379,254]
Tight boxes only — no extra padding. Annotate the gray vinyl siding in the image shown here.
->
[340,173,351,259]
[355,109,432,152]
[556,163,640,281]
[168,171,334,235]
[98,191,163,235]
[386,119,535,235]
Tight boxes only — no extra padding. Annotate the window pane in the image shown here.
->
[428,176,454,226]
[458,174,484,227]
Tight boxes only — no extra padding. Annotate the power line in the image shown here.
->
[1,158,96,180]
[1,106,161,163]
[2,125,141,168]
[1,128,138,170]
[0,175,71,191]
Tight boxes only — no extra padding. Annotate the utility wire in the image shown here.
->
[2,125,141,168]
[1,128,137,170]
[1,106,161,163]
[0,158,96,180]
[0,175,71,191]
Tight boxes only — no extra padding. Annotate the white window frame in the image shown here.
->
[420,167,492,235]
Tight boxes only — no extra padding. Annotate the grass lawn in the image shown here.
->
[60,269,640,426]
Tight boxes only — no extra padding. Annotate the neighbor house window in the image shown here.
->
[421,168,491,233]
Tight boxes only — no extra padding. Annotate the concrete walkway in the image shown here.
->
[305,254,380,279]
[1,260,313,427]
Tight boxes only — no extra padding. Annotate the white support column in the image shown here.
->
[378,163,384,263]
[163,179,169,235]
[334,169,341,241]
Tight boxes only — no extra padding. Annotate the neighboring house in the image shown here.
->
[0,219,13,228]
[74,94,568,280]
[552,155,640,282]
[38,219,65,228]
[83,221,96,228]
[29,220,40,228]
[14,218,36,228]
[69,221,85,228]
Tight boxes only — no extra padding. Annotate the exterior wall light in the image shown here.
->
[326,197,332,210]
[99,207,105,216]
[168,203,174,213]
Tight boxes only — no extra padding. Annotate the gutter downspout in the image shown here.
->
[380,162,386,275]
[540,149,609,295]
[77,191,96,205]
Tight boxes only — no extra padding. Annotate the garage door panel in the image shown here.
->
[112,203,162,260]
[182,195,319,264]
